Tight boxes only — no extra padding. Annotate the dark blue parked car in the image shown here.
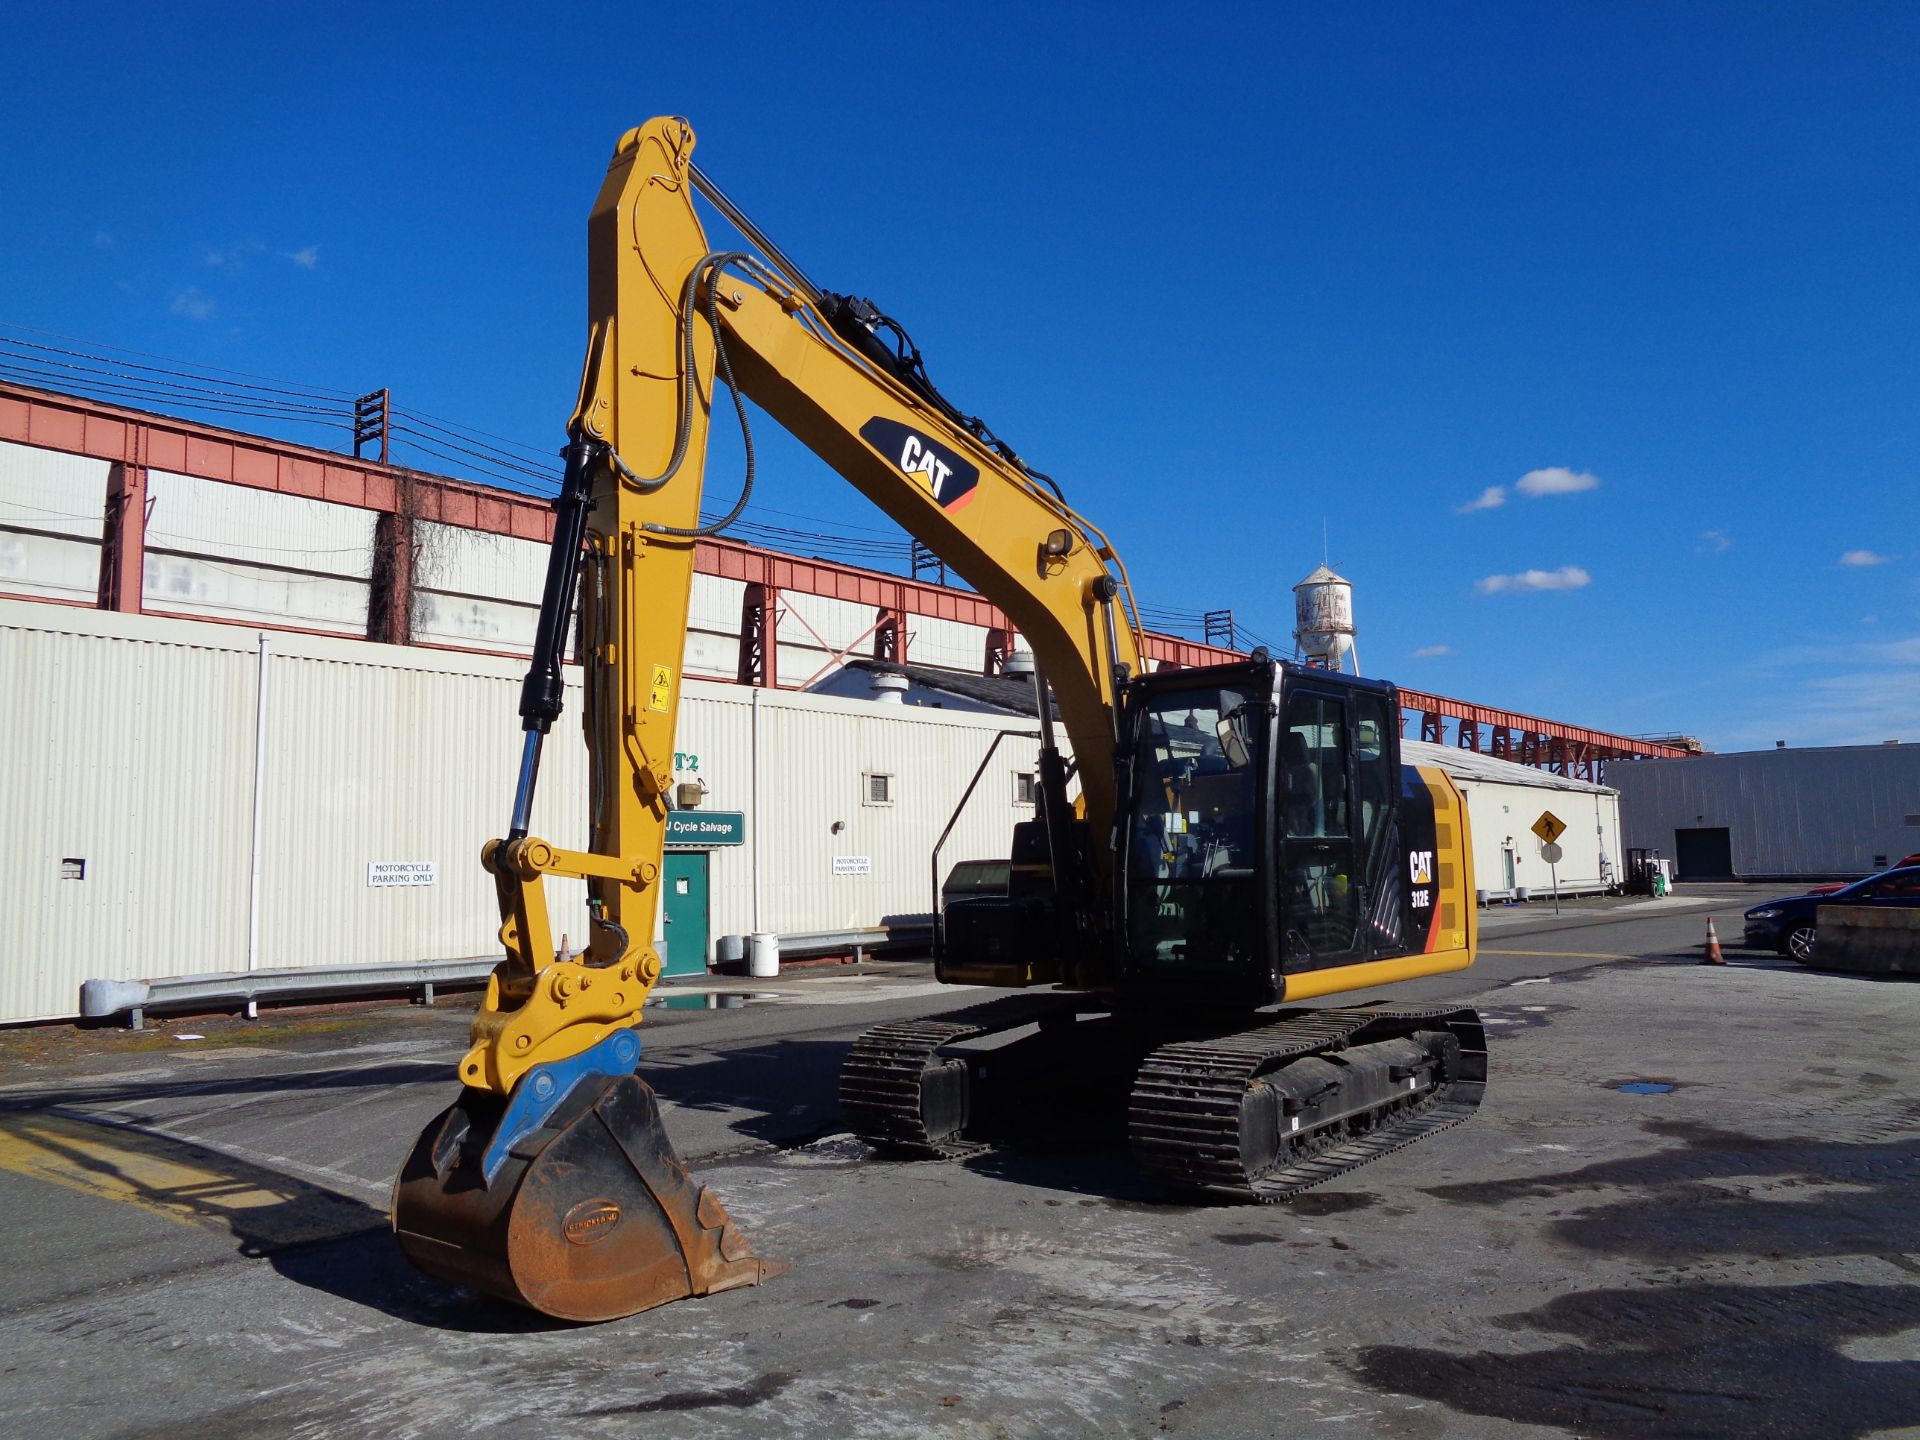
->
[1744,867,1920,961]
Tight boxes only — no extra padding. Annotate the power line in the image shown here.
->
[0,321,358,398]
[387,423,560,485]
[0,358,356,435]
[0,322,968,582]
[388,404,566,467]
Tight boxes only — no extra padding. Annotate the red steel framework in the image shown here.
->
[0,380,1690,778]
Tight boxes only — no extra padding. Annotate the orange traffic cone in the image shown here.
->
[1701,917,1725,966]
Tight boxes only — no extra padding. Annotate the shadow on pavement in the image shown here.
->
[0,1111,566,1332]
[1342,1116,1920,1438]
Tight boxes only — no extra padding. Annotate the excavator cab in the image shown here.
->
[1114,659,1451,1009]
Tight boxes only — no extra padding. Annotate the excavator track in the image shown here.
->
[840,995,1080,1158]
[839,1016,994,1158]
[1129,1005,1486,1202]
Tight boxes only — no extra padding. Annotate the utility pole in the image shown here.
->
[1204,609,1236,650]
[353,389,391,463]
[910,538,947,587]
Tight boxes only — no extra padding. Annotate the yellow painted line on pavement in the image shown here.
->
[0,1112,379,1246]
[1482,949,1632,960]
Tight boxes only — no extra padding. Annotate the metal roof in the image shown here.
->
[1404,738,1615,795]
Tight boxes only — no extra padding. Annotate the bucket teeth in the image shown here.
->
[393,1072,783,1322]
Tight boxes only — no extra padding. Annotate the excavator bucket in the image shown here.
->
[393,1033,782,1322]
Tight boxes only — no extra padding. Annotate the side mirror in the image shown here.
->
[1216,718,1250,770]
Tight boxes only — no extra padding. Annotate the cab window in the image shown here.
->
[1350,692,1394,865]
[1280,689,1356,958]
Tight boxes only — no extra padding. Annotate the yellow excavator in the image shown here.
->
[393,117,1483,1322]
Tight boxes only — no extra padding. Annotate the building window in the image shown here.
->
[863,772,894,806]
[1014,771,1037,806]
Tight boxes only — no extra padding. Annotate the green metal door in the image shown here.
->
[662,851,711,977]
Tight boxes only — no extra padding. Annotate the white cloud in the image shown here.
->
[283,245,319,270]
[169,286,215,320]
[92,232,113,250]
[1862,636,1920,664]
[1698,529,1732,554]
[1455,485,1506,514]
[1841,549,1893,567]
[1475,565,1591,595]
[1717,637,1920,748]
[1412,645,1452,658]
[1515,466,1600,498]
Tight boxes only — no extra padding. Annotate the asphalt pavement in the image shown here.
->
[2,887,1916,1440]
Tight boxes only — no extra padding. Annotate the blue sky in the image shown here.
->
[3,3,1916,750]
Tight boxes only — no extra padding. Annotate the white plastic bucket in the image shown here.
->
[748,932,780,978]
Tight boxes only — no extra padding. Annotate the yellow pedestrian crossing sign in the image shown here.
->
[1531,811,1566,845]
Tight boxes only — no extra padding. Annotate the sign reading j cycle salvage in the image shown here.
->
[664,812,746,848]
[368,861,437,888]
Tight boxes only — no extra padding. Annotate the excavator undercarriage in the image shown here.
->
[842,999,1486,1201]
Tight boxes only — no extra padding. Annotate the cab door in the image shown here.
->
[1277,683,1360,970]
[1345,687,1403,956]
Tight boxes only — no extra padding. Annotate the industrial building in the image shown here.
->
[3,379,1662,1023]
[1610,743,1920,882]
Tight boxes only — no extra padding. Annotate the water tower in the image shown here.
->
[1292,564,1359,674]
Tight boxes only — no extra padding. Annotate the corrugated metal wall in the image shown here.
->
[0,439,106,603]
[1610,746,1920,878]
[413,521,544,654]
[750,689,1041,933]
[2,599,1040,1022]
[142,471,375,634]
[3,604,257,1022]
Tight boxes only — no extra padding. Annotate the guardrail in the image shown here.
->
[79,921,937,1029]
[80,957,500,1030]
[759,924,932,961]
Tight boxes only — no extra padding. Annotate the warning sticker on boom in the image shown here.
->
[648,664,673,713]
